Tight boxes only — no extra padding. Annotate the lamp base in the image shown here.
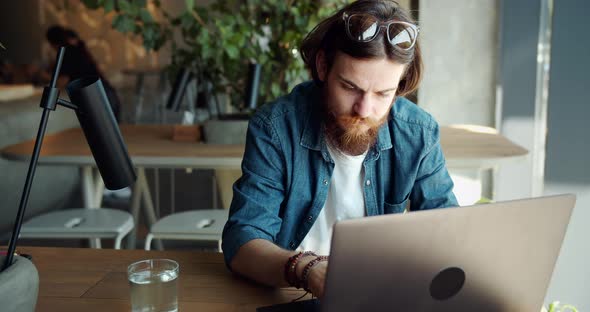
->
[0,255,39,312]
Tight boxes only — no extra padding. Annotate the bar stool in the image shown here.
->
[20,208,134,249]
[144,209,228,251]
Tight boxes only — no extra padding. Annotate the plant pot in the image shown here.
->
[0,255,39,312]
[202,119,249,145]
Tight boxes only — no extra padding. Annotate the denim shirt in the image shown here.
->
[222,81,458,266]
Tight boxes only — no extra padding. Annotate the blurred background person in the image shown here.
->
[43,25,121,121]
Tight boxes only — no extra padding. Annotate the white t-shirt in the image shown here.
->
[298,143,367,255]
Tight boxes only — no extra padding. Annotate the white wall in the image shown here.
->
[418,0,499,203]
[418,0,498,127]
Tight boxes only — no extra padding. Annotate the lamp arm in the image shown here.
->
[50,48,65,89]
[57,98,77,110]
[1,108,51,271]
[1,46,67,272]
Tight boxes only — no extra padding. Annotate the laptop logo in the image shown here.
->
[429,267,466,300]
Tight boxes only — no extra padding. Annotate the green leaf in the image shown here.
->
[118,1,139,16]
[225,45,239,59]
[200,44,211,59]
[196,29,210,44]
[143,25,156,41]
[112,14,136,33]
[139,9,153,22]
[180,12,195,28]
[547,302,578,312]
[271,83,281,98]
[81,0,101,10]
[118,0,131,12]
[103,0,115,13]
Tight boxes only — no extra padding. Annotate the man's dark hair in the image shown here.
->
[300,0,422,97]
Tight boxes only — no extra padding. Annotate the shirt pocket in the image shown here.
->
[384,198,410,214]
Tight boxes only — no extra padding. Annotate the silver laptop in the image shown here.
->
[321,194,576,312]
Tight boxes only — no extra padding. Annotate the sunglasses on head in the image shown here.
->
[342,12,419,50]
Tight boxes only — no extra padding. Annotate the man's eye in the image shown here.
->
[377,92,391,98]
[342,84,355,90]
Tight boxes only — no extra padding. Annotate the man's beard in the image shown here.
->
[323,104,389,156]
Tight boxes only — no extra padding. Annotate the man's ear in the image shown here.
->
[316,50,327,82]
[397,64,410,96]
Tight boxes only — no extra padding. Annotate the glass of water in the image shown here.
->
[127,259,179,312]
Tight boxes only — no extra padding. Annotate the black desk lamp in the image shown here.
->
[1,46,136,272]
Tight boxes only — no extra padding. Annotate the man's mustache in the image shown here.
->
[334,114,382,129]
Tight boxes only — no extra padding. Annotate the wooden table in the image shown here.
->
[0,124,526,170]
[19,246,306,312]
[17,244,556,312]
[0,124,245,169]
[440,125,528,169]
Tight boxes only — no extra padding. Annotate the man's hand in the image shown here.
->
[306,260,328,298]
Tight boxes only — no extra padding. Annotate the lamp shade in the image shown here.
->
[66,77,136,189]
[166,68,193,112]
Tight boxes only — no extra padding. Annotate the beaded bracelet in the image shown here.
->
[283,251,317,287]
[301,256,329,292]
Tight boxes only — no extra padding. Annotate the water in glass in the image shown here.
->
[128,260,178,312]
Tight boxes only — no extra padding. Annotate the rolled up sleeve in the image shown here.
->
[222,113,287,266]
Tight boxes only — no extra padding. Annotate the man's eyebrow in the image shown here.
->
[338,76,363,90]
[338,75,397,93]
[376,86,397,93]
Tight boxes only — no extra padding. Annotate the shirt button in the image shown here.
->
[366,180,371,186]
[307,215,313,222]
[289,242,295,249]
[323,180,329,185]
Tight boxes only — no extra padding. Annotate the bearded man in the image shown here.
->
[222,0,458,299]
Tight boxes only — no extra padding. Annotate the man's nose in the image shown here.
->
[354,94,373,118]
